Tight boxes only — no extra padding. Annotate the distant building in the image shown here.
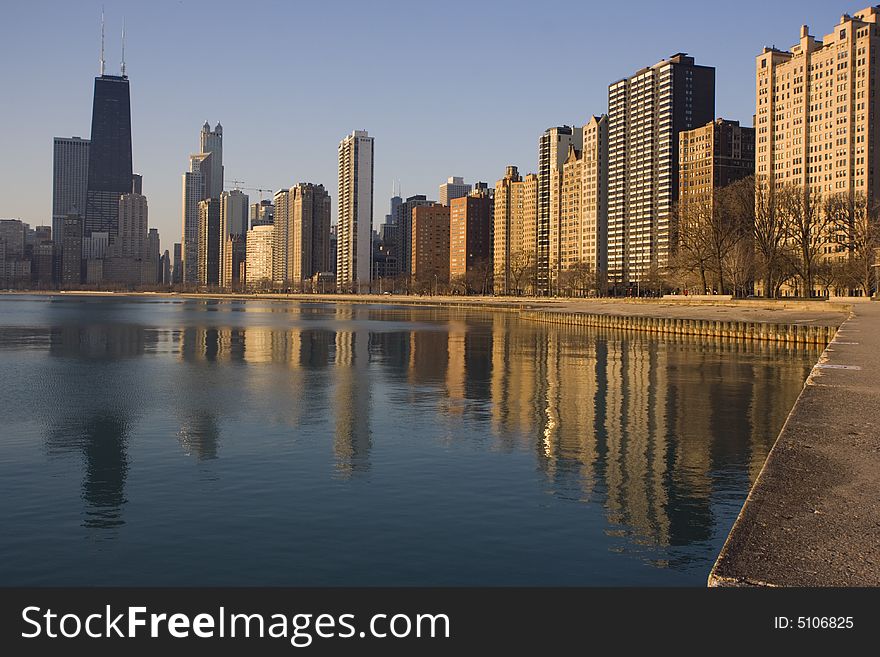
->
[84,73,133,240]
[250,199,274,228]
[52,137,89,245]
[131,173,143,195]
[411,204,450,287]
[246,224,273,288]
[220,189,249,287]
[394,195,434,278]
[146,228,160,285]
[172,242,182,284]
[197,198,221,286]
[105,193,148,285]
[200,122,224,201]
[336,130,374,291]
[272,183,331,288]
[439,176,472,206]
[60,213,84,286]
[223,235,246,290]
[181,151,212,284]
[450,191,492,283]
[0,219,30,288]
[161,249,171,284]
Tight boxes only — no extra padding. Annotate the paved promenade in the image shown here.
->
[710,302,880,586]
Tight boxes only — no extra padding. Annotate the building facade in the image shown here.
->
[756,8,880,295]
[272,183,331,288]
[552,115,609,286]
[679,118,756,209]
[60,213,83,286]
[200,122,224,201]
[337,130,374,290]
[246,224,274,287]
[538,126,583,293]
[52,137,90,246]
[411,203,450,287]
[439,177,472,206]
[449,191,493,284]
[181,151,212,285]
[84,74,133,240]
[220,189,249,287]
[607,53,715,285]
[197,198,221,286]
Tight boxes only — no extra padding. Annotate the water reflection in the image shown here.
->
[10,299,815,574]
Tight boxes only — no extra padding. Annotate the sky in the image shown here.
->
[0,0,859,251]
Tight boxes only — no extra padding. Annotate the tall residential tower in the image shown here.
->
[607,53,715,285]
[337,130,374,291]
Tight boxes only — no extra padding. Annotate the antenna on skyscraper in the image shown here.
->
[121,18,126,76]
[100,7,105,75]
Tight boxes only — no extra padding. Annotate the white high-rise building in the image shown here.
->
[200,121,224,201]
[220,189,249,286]
[337,130,374,290]
[52,137,90,246]
[246,224,274,288]
[439,176,472,206]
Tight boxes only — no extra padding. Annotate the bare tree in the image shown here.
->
[778,183,832,297]
[672,196,714,293]
[827,192,880,296]
[752,177,789,297]
[508,248,536,296]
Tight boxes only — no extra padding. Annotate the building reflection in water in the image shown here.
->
[177,411,220,460]
[482,315,814,564]
[36,301,812,564]
[44,322,150,530]
[333,307,372,477]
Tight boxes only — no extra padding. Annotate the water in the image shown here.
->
[0,295,818,586]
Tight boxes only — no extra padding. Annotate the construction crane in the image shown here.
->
[224,180,275,201]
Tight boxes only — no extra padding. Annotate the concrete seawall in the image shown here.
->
[709,302,880,586]
[521,310,838,346]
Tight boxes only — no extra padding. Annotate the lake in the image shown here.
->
[0,295,818,585]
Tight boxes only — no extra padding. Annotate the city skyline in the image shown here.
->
[0,0,848,251]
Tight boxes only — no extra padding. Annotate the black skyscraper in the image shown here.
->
[84,75,133,238]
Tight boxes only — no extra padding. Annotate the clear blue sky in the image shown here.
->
[0,0,856,251]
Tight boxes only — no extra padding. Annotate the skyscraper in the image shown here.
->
[84,71,133,239]
[200,122,224,201]
[607,53,715,285]
[219,189,249,286]
[272,183,331,288]
[538,126,583,294]
[198,198,221,286]
[52,137,90,245]
[337,130,374,291]
[181,151,212,285]
[172,243,182,284]
[439,177,472,206]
